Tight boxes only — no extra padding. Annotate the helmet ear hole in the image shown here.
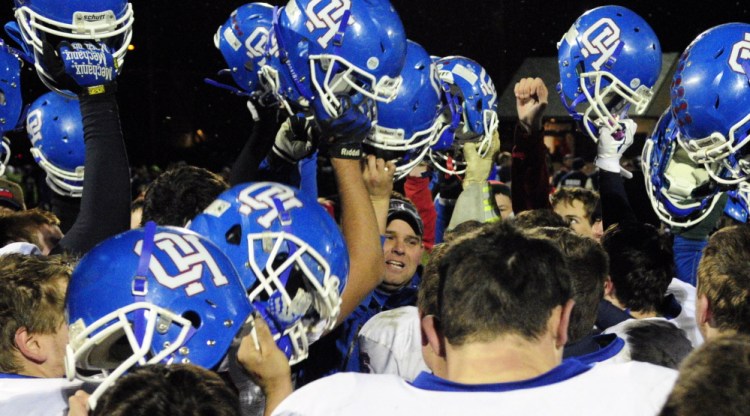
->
[182,310,202,329]
[225,224,242,246]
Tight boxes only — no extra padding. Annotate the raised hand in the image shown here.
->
[515,77,548,134]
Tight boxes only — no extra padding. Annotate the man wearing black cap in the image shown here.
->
[382,197,424,293]
[298,194,425,385]
[0,178,25,211]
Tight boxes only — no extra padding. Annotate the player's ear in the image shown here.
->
[15,327,46,363]
[554,299,575,349]
[421,314,446,357]
[696,293,713,327]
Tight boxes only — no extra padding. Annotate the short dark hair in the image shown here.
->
[529,227,609,343]
[417,243,450,317]
[511,209,568,230]
[660,335,750,416]
[697,225,750,334]
[626,320,693,369]
[93,364,239,416]
[443,220,484,243]
[601,223,673,314]
[437,222,572,345]
[141,165,228,227]
[0,254,72,373]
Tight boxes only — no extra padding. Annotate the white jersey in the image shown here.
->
[358,306,429,382]
[272,360,677,416]
[0,375,82,416]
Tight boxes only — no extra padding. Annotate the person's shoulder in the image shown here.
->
[274,373,408,416]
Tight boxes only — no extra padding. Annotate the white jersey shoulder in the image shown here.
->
[667,278,703,347]
[272,362,676,416]
[0,377,82,416]
[358,305,429,382]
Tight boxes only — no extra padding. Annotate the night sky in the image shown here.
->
[4,0,750,169]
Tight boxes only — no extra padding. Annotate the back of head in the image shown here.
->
[437,222,572,345]
[0,208,60,249]
[529,227,609,343]
[511,209,568,230]
[443,220,484,243]
[697,225,750,334]
[601,222,673,314]
[0,254,71,373]
[626,320,693,369]
[93,364,239,416]
[660,335,750,416]
[141,165,228,227]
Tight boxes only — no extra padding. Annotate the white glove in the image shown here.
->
[271,116,314,164]
[596,118,635,177]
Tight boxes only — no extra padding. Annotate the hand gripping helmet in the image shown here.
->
[26,91,85,197]
[213,3,277,103]
[670,23,750,185]
[642,109,723,227]
[434,55,499,157]
[557,5,661,140]
[65,223,253,410]
[363,40,442,179]
[13,0,134,91]
[189,182,348,365]
[273,0,407,117]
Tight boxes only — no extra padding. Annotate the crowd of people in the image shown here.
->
[1,0,750,415]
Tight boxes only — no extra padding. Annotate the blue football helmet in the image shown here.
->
[65,224,252,410]
[213,3,277,103]
[642,109,724,227]
[26,92,85,197]
[189,182,348,365]
[363,40,442,179]
[557,5,661,140]
[13,0,134,92]
[0,40,23,134]
[273,0,407,118]
[0,41,23,177]
[435,56,498,157]
[670,23,750,185]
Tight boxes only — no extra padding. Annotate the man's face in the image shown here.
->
[553,200,597,241]
[382,219,424,292]
[494,193,513,221]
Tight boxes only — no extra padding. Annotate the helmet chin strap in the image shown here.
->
[132,221,156,347]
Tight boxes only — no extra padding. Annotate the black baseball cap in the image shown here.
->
[387,198,423,237]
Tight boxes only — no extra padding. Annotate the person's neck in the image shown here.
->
[443,334,562,385]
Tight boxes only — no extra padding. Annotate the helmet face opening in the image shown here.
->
[14,1,134,92]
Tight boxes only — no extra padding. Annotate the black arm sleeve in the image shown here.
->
[511,124,552,214]
[56,92,130,256]
[599,170,637,230]
[229,115,280,186]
